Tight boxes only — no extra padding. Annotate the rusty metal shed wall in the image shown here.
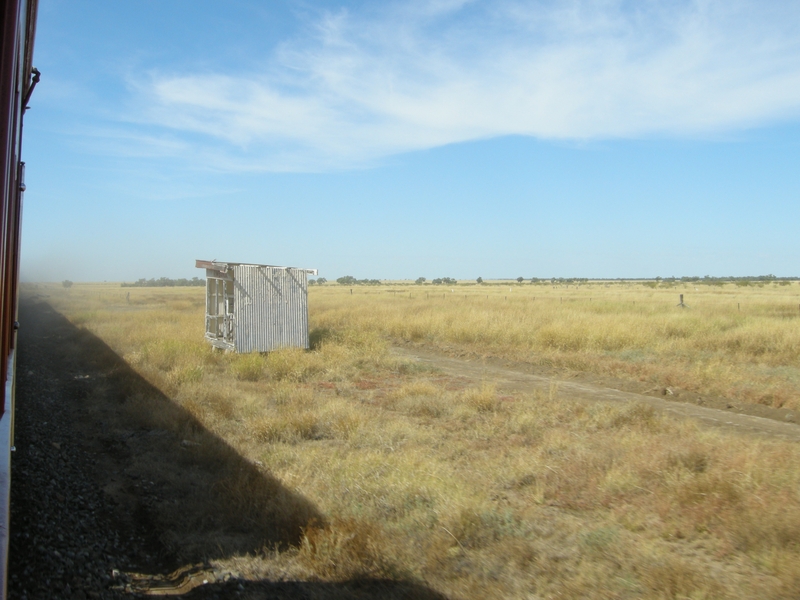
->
[232,265,310,352]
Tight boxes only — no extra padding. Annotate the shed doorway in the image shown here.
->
[205,276,235,348]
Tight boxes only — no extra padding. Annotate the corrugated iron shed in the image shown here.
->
[196,260,318,353]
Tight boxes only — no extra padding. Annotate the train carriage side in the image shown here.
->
[0,0,38,596]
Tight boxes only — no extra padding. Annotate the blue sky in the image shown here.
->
[20,0,800,282]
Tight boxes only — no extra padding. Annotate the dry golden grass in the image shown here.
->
[27,282,800,599]
[310,280,800,409]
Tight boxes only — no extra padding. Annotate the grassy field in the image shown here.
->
[312,280,800,409]
[25,281,800,599]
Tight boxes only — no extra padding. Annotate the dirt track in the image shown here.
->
[392,346,800,442]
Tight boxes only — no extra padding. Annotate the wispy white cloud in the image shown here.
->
[69,126,194,160]
[131,0,800,171]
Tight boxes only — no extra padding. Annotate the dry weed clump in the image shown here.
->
[33,284,800,599]
[461,382,501,413]
[298,518,402,581]
[638,553,726,599]
[251,412,326,444]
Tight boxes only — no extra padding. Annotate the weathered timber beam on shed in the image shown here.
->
[195,259,318,276]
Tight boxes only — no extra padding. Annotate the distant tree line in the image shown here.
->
[545,277,589,285]
[335,275,381,285]
[412,277,458,285]
[580,275,794,283]
[650,275,795,287]
[121,277,205,288]
[534,276,795,286]
[309,274,798,288]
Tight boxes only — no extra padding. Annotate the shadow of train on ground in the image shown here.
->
[9,298,448,599]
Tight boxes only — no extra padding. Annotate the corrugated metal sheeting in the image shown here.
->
[196,260,317,353]
[234,265,311,352]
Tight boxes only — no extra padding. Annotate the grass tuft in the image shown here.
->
[299,518,400,580]
[461,382,500,413]
[232,353,267,381]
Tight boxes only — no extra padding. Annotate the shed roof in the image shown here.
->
[195,259,317,275]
